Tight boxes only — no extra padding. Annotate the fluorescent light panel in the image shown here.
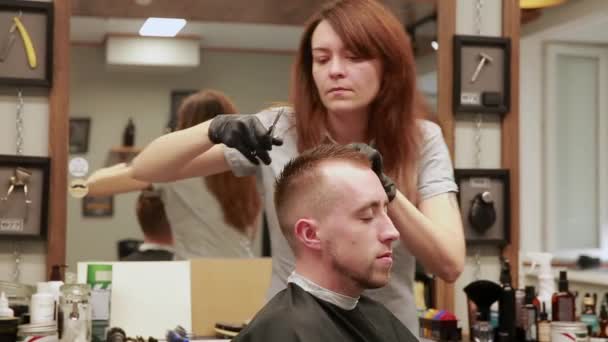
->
[139,17,187,37]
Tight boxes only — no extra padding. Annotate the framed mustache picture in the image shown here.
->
[0,154,50,239]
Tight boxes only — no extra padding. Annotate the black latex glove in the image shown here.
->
[208,114,283,165]
[348,143,397,202]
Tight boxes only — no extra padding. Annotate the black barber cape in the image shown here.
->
[232,283,419,342]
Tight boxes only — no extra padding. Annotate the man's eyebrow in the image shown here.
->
[354,200,383,214]
[312,47,330,53]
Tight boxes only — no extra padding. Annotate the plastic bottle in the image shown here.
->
[538,303,551,342]
[581,293,600,336]
[524,286,539,342]
[0,292,14,317]
[524,252,555,318]
[551,270,575,322]
[31,282,55,324]
[599,305,608,338]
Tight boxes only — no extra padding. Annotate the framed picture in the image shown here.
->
[82,195,114,217]
[0,154,50,239]
[168,90,197,132]
[455,169,510,246]
[453,35,511,115]
[0,0,54,87]
[69,118,90,154]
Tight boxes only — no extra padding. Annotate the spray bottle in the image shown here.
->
[524,252,555,318]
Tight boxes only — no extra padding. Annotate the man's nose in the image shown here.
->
[379,215,399,243]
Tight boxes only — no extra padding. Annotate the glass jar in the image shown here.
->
[0,281,34,324]
[59,283,91,342]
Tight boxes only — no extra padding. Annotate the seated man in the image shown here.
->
[233,144,418,341]
[122,187,175,261]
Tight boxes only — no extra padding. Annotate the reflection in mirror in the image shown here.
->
[66,0,439,271]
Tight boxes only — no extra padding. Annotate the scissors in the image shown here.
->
[265,108,284,139]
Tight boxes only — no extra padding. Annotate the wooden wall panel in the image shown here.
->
[47,0,70,277]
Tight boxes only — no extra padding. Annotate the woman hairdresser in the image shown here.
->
[130,0,464,333]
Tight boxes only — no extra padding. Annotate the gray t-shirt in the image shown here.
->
[224,107,457,334]
[158,178,256,260]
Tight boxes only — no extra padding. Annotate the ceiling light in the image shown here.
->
[520,0,566,9]
[139,18,186,37]
[431,40,439,51]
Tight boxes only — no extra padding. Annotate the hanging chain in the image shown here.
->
[474,249,482,280]
[12,241,22,282]
[474,0,484,36]
[12,89,25,283]
[475,114,483,168]
[16,89,24,155]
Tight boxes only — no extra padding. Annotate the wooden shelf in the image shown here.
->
[110,146,142,154]
[106,146,142,165]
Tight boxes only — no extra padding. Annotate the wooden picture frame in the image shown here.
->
[0,154,50,239]
[455,169,510,246]
[0,0,53,87]
[168,89,196,132]
[82,195,114,218]
[453,35,511,115]
[69,118,90,154]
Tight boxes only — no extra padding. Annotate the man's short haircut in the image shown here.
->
[274,144,370,251]
[136,187,172,240]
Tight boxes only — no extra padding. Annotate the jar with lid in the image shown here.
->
[59,274,91,342]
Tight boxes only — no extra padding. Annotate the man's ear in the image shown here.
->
[294,218,321,251]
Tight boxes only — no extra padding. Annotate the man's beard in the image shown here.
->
[328,246,388,290]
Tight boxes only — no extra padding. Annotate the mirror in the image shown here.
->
[65,0,439,271]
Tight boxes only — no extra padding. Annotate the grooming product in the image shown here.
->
[516,288,526,338]
[122,118,135,147]
[497,259,516,341]
[581,293,600,336]
[524,286,538,342]
[551,321,588,342]
[17,322,58,342]
[59,275,91,342]
[552,271,575,322]
[523,252,555,318]
[463,280,502,338]
[0,291,19,342]
[538,303,551,342]
[30,283,54,324]
[599,305,608,337]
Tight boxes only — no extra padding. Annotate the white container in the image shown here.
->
[551,322,589,342]
[30,283,55,324]
[17,322,58,342]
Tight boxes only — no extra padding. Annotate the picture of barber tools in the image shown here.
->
[0,154,50,238]
[0,0,53,87]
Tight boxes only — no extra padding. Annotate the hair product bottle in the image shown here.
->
[524,286,539,342]
[551,271,575,322]
[497,259,516,341]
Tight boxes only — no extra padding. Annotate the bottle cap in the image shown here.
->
[525,286,536,304]
[0,292,14,317]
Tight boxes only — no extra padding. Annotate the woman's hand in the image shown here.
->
[209,114,283,165]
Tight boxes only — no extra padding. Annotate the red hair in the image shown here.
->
[290,0,424,200]
[177,90,261,234]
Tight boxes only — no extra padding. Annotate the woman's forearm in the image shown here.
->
[131,121,213,182]
[388,191,465,283]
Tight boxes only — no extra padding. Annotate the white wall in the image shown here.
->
[66,46,294,271]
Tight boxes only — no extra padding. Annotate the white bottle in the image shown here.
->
[31,282,55,323]
[0,291,14,317]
